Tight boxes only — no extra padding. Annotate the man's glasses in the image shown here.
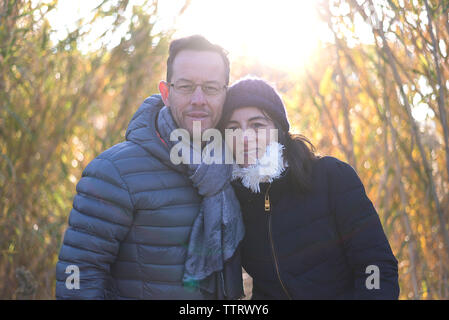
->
[169,80,227,96]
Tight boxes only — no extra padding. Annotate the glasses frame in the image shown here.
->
[168,80,227,96]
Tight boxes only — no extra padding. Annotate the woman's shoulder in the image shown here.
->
[313,155,352,171]
[312,155,364,191]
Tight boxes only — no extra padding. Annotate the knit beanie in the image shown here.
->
[220,76,290,133]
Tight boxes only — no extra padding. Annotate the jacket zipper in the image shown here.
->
[220,271,227,298]
[265,184,292,300]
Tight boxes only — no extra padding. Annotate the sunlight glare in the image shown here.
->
[171,0,325,70]
[47,0,328,69]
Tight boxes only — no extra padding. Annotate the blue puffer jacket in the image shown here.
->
[233,156,399,300]
[56,95,222,299]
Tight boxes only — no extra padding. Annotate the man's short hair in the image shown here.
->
[166,35,230,85]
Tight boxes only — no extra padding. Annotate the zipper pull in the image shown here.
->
[264,185,271,212]
[265,196,270,211]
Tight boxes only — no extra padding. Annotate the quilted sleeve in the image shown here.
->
[55,157,134,299]
[327,157,399,299]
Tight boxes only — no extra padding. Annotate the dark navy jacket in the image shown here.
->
[233,156,399,300]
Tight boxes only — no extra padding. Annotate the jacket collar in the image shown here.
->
[232,167,291,206]
[231,142,287,193]
[125,94,185,174]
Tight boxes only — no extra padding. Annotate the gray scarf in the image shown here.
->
[157,106,244,298]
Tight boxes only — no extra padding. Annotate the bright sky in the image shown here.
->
[45,0,332,70]
[168,0,330,70]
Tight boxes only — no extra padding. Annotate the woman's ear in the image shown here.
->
[159,81,170,106]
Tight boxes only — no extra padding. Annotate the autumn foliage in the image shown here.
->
[1,0,448,299]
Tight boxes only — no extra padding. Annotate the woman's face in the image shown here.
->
[224,106,277,167]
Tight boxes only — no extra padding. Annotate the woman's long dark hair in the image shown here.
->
[281,131,319,194]
[257,109,318,194]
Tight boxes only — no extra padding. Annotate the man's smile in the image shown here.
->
[185,111,210,121]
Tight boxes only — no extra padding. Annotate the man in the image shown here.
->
[56,35,244,299]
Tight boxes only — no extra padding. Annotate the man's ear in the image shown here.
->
[159,81,170,106]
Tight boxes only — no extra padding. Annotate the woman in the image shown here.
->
[218,76,399,300]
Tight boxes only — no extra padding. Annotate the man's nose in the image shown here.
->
[190,86,207,106]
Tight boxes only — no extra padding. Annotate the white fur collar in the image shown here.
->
[232,142,287,193]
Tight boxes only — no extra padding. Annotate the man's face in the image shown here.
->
[160,50,227,135]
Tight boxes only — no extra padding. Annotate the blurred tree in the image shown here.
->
[1,0,448,300]
[297,0,449,299]
[0,0,175,299]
